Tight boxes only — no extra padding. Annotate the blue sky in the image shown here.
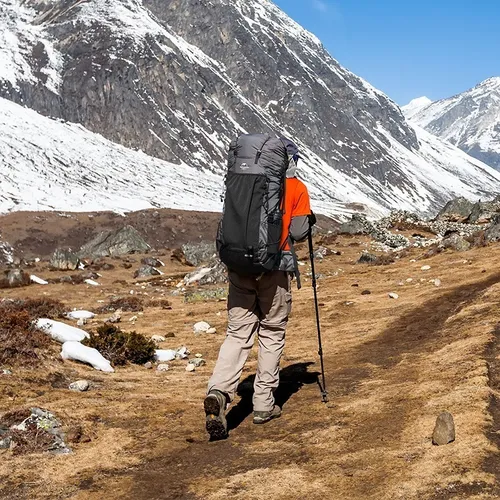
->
[273,0,500,105]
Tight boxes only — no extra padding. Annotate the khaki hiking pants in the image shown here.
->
[207,270,292,412]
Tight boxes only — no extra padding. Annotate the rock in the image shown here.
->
[0,269,31,289]
[388,292,399,299]
[433,279,442,287]
[105,311,122,324]
[206,327,217,334]
[84,279,100,286]
[186,363,196,372]
[421,265,431,271]
[184,257,227,285]
[141,257,164,268]
[442,233,471,252]
[172,241,216,267]
[77,318,86,327]
[189,358,206,368]
[195,353,203,358]
[194,321,211,334]
[157,364,169,372]
[339,215,370,235]
[79,226,151,258]
[432,411,455,445]
[69,380,90,392]
[134,265,162,279]
[436,197,475,221]
[467,201,500,224]
[485,222,500,242]
[165,332,176,339]
[0,436,12,449]
[361,290,372,295]
[357,252,378,264]
[129,315,138,322]
[50,248,80,271]
[151,335,166,343]
[144,361,153,369]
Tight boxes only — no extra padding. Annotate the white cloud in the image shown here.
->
[312,0,329,12]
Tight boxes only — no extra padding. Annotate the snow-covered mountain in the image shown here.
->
[403,78,500,170]
[1,0,500,217]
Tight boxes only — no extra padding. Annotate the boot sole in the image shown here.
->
[204,395,227,440]
[253,412,281,425]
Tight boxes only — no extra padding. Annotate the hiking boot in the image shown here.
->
[253,406,282,425]
[204,390,228,440]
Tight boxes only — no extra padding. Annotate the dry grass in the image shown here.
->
[93,296,144,313]
[0,234,500,499]
[0,310,53,365]
[0,298,66,319]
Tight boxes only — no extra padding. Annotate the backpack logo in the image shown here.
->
[240,163,249,170]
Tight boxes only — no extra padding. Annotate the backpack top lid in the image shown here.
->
[280,137,300,159]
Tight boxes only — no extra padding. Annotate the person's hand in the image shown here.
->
[308,211,317,226]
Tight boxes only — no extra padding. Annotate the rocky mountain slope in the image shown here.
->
[403,78,500,170]
[2,0,500,216]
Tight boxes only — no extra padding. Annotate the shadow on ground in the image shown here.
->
[226,362,320,431]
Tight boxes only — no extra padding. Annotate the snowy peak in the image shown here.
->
[1,1,500,217]
[404,77,500,170]
[402,96,433,120]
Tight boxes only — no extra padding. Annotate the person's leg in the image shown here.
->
[207,271,259,401]
[253,271,291,417]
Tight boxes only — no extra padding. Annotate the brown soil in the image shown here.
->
[0,222,499,499]
[0,209,338,259]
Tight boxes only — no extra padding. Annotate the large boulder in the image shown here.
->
[0,269,31,288]
[79,226,151,258]
[172,241,216,267]
[134,265,162,279]
[467,201,500,224]
[184,258,227,285]
[338,214,371,235]
[50,249,80,271]
[436,197,475,221]
[485,222,500,242]
[441,233,471,252]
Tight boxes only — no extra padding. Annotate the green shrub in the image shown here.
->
[83,325,155,365]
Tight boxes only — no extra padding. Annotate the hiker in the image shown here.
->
[204,134,315,440]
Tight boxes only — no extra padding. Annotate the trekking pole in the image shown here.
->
[308,231,329,403]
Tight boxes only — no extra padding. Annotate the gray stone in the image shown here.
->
[184,258,227,286]
[0,437,12,449]
[151,335,166,343]
[105,311,122,324]
[339,215,370,235]
[50,248,80,271]
[144,361,153,369]
[141,257,164,268]
[157,364,169,372]
[436,197,475,221]
[134,265,161,279]
[485,222,500,242]
[188,358,206,368]
[357,252,378,264]
[442,233,471,252]
[0,269,31,289]
[79,226,150,258]
[388,292,399,299]
[179,241,217,267]
[69,380,90,392]
[432,411,455,445]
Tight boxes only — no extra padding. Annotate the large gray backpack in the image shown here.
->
[216,134,289,275]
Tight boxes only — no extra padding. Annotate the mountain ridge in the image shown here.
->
[1,0,500,216]
[404,77,500,170]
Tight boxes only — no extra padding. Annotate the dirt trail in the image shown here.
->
[2,235,500,499]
